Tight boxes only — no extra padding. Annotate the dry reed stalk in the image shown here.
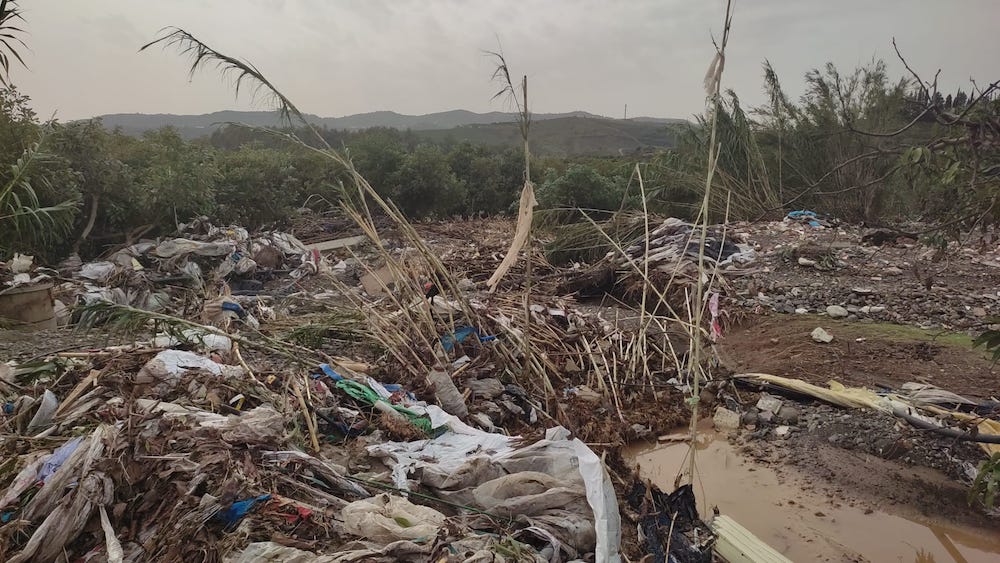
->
[685,0,735,485]
[292,381,320,453]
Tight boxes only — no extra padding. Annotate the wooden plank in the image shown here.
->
[305,235,367,252]
[712,515,792,563]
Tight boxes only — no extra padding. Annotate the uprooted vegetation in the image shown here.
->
[2,0,1000,560]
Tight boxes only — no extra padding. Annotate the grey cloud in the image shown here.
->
[12,0,1000,122]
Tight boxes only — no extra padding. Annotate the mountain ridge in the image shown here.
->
[88,109,688,155]
[91,109,686,136]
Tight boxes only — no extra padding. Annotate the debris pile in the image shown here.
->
[57,218,325,319]
[561,217,755,308]
[0,314,634,561]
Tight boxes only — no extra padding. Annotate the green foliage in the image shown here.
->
[0,0,27,87]
[969,453,1000,510]
[450,143,522,215]
[0,139,79,257]
[535,163,625,222]
[214,147,344,227]
[389,144,465,218]
[121,128,217,231]
[972,323,1000,365]
[0,89,79,259]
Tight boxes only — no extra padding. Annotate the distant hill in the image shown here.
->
[91,109,688,155]
[416,116,681,155]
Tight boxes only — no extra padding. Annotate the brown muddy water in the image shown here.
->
[626,429,1000,562]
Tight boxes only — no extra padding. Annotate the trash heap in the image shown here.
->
[0,321,630,561]
[61,217,325,317]
[561,217,755,308]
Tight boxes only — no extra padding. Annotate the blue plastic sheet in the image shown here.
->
[216,494,272,530]
[440,326,497,352]
[786,210,822,228]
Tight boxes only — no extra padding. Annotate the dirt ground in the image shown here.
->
[2,215,998,560]
[719,314,997,397]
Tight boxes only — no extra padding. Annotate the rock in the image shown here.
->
[758,411,775,424]
[811,327,834,343]
[774,425,792,438]
[869,306,885,314]
[795,308,809,314]
[852,287,874,295]
[756,394,783,414]
[457,278,476,292]
[860,306,871,314]
[712,406,741,431]
[885,266,904,275]
[776,303,795,314]
[846,305,860,314]
[972,307,988,318]
[826,305,849,318]
[776,406,800,425]
[797,257,817,267]
[741,411,759,427]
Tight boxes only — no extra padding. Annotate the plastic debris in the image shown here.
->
[38,436,84,483]
[216,494,272,530]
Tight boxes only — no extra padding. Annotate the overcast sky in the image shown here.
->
[11,0,1000,121]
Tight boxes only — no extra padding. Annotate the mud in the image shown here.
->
[627,428,1000,562]
[719,315,997,398]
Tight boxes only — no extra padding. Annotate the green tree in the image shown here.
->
[447,142,519,215]
[120,127,217,232]
[48,120,131,255]
[347,128,406,197]
[390,144,465,218]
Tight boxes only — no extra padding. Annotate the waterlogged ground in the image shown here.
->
[628,429,1000,562]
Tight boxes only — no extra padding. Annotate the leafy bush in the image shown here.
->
[969,453,1000,510]
[389,144,466,219]
[535,163,625,223]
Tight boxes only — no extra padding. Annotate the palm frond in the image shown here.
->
[0,139,79,252]
[0,0,27,86]
[140,27,331,149]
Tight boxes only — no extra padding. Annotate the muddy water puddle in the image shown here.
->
[626,430,1000,562]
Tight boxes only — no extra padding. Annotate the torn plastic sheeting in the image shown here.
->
[151,329,232,352]
[26,389,58,435]
[786,210,823,228]
[152,238,235,259]
[79,261,117,283]
[369,423,620,563]
[626,482,714,563]
[496,426,621,563]
[366,404,515,491]
[37,436,84,483]
[0,454,47,511]
[341,493,446,543]
[136,350,244,391]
